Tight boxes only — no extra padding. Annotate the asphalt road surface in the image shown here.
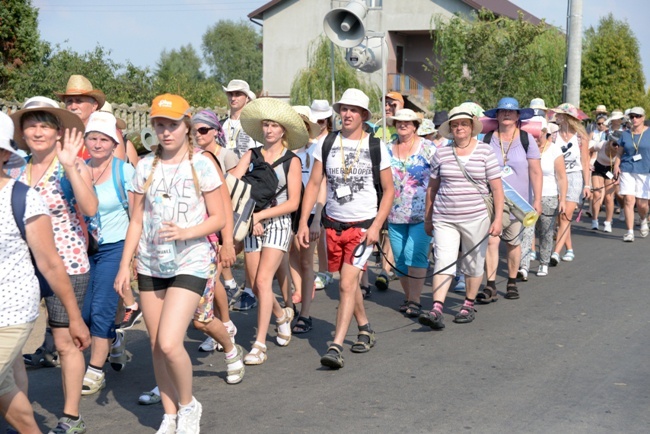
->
[7,215,650,433]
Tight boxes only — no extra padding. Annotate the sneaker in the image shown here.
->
[231,292,257,311]
[623,232,635,242]
[561,250,575,262]
[537,264,548,277]
[603,221,612,233]
[641,220,649,238]
[155,414,176,434]
[48,416,86,434]
[517,268,528,281]
[374,272,389,291]
[224,281,240,301]
[176,397,202,434]
[452,275,465,292]
[314,272,332,290]
[550,252,560,267]
[591,219,599,230]
[81,369,105,396]
[119,305,142,330]
[418,309,445,330]
[227,284,244,307]
[198,336,218,352]
[109,329,127,372]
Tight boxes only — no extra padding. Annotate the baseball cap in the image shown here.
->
[150,94,191,120]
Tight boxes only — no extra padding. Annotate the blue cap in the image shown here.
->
[484,97,535,120]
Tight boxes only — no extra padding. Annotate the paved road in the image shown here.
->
[7,215,650,433]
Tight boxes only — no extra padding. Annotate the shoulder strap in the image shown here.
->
[112,157,129,211]
[484,130,494,145]
[200,149,223,172]
[484,129,528,153]
[369,136,382,201]
[321,131,339,174]
[451,146,489,194]
[11,181,30,241]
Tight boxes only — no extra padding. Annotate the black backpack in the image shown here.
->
[243,147,297,212]
[483,130,530,153]
[321,131,383,207]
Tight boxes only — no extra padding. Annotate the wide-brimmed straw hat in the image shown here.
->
[0,112,25,169]
[222,79,256,101]
[292,106,320,139]
[484,97,534,121]
[100,102,127,130]
[10,96,85,151]
[551,102,581,120]
[438,105,483,139]
[55,75,106,108]
[310,100,333,120]
[593,104,608,115]
[390,109,421,128]
[240,98,308,150]
[417,118,436,136]
[332,88,370,115]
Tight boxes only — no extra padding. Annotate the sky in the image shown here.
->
[34,0,650,90]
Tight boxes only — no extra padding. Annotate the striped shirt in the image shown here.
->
[430,141,501,223]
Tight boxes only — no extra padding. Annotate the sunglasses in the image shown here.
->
[385,102,398,108]
[195,127,214,135]
[629,114,643,119]
[596,122,605,126]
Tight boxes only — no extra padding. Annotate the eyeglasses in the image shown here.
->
[629,114,643,119]
[450,122,471,129]
[194,127,214,135]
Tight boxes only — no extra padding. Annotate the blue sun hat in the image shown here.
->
[484,97,535,121]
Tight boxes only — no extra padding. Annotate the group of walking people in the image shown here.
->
[2,71,649,434]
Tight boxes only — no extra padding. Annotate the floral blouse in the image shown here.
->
[387,138,436,224]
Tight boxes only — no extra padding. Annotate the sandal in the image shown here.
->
[374,272,389,291]
[404,301,422,318]
[418,309,445,330]
[292,316,313,334]
[476,286,498,304]
[350,330,376,353]
[398,299,409,313]
[504,283,520,300]
[243,343,267,365]
[361,285,371,299]
[138,387,161,405]
[275,307,294,347]
[225,344,245,384]
[453,305,476,324]
[320,345,344,369]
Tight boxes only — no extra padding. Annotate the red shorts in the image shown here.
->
[325,227,373,272]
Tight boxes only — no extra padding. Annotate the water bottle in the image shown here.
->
[154,196,178,274]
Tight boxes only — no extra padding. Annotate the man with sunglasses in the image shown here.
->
[374,91,404,143]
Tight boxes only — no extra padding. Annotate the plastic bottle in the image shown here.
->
[154,196,177,273]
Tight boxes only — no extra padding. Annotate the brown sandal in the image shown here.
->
[476,286,498,304]
[504,283,520,300]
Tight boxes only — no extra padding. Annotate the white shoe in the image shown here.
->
[198,337,217,352]
[516,268,528,281]
[640,220,649,238]
[623,232,635,242]
[176,397,202,434]
[591,219,599,230]
[603,221,612,233]
[155,414,176,434]
[537,265,548,277]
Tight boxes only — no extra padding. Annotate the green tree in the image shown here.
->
[290,36,381,114]
[0,0,47,99]
[156,44,205,82]
[202,19,262,92]
[429,9,565,111]
[581,14,647,113]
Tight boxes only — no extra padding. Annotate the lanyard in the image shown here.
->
[226,119,241,150]
[631,128,645,154]
[499,128,517,164]
[27,156,58,187]
[339,132,364,182]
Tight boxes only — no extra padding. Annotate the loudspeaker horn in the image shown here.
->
[345,37,383,73]
[323,0,368,48]
[140,127,158,152]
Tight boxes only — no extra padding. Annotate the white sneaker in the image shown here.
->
[591,219,599,230]
[640,220,649,238]
[603,221,612,233]
[517,268,528,281]
[537,265,548,277]
[176,397,202,434]
[623,232,635,242]
[155,414,176,434]
[198,337,217,352]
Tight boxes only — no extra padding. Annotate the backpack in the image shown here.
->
[11,181,54,298]
[483,130,530,154]
[243,147,297,212]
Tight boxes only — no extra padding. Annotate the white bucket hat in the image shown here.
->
[0,112,26,169]
[310,100,333,120]
[332,88,370,116]
[606,110,625,126]
[85,111,120,144]
[222,79,256,101]
[390,109,421,127]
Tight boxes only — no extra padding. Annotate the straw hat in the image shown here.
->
[85,111,120,143]
[438,105,483,139]
[592,104,608,115]
[55,75,106,108]
[10,96,85,151]
[484,97,535,121]
[100,102,126,130]
[310,100,333,120]
[292,106,320,140]
[0,112,25,169]
[222,79,256,101]
[240,98,308,150]
[390,109,421,128]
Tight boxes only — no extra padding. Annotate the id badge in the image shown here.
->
[336,185,352,199]
[501,165,514,178]
[606,171,614,179]
[633,154,642,161]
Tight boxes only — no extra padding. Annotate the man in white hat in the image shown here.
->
[297,88,394,369]
[222,79,262,159]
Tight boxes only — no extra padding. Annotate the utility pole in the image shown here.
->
[564,0,583,106]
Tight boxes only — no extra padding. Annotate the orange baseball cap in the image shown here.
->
[150,94,191,120]
[386,91,404,104]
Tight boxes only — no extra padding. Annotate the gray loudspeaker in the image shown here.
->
[323,0,368,48]
[140,127,158,152]
[345,37,382,73]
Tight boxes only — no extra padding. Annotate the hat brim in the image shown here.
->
[10,107,86,151]
[550,108,581,120]
[332,101,371,116]
[483,107,535,121]
[240,98,309,151]
[55,90,106,110]
[312,108,333,120]
[0,141,26,169]
[438,117,483,139]
[222,86,256,101]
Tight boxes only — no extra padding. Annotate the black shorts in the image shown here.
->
[137,274,207,296]
[592,161,613,179]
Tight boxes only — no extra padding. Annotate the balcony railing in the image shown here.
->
[388,73,433,107]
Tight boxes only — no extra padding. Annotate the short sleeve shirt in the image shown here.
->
[540,142,564,197]
[619,128,650,174]
[94,160,135,244]
[487,131,541,202]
